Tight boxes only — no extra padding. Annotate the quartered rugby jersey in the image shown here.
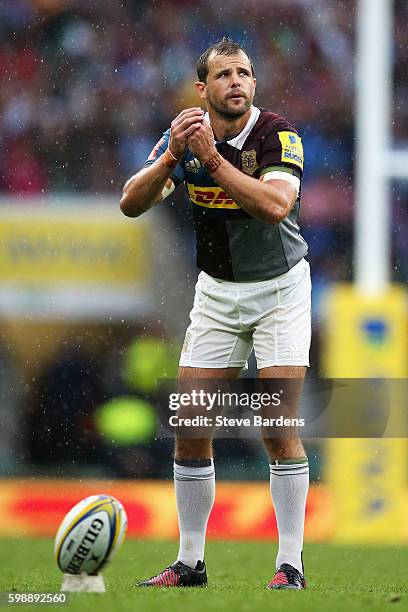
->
[145,105,308,281]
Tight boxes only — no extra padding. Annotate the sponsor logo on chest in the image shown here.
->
[187,184,240,209]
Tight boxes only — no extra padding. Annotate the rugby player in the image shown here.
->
[120,38,310,590]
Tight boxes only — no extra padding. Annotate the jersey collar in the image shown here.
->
[204,105,261,151]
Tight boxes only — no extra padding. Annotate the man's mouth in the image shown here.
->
[228,93,245,100]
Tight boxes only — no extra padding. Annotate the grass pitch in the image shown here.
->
[0,538,406,611]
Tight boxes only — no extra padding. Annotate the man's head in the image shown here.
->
[195,37,256,119]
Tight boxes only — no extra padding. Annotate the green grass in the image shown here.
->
[0,538,407,611]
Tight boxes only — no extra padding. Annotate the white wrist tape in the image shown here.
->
[161,179,175,200]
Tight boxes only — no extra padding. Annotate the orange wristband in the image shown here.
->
[162,148,179,169]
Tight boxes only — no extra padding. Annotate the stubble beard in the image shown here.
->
[207,92,253,119]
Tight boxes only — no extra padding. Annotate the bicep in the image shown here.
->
[260,172,299,212]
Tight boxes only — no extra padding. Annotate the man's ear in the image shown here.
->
[194,81,206,101]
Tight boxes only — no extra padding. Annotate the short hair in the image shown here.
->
[196,37,254,82]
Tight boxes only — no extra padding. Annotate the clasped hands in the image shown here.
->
[169,107,216,164]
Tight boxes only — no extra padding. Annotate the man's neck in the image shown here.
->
[208,106,253,142]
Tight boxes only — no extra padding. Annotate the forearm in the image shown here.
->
[208,152,290,224]
[120,107,204,218]
[120,150,177,217]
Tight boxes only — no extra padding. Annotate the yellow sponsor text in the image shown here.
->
[278,131,304,170]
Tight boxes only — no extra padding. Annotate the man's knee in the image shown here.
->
[262,436,305,460]
[175,437,213,460]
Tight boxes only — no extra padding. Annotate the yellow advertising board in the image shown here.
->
[323,284,407,542]
[0,208,150,285]
[324,285,407,377]
[0,205,152,319]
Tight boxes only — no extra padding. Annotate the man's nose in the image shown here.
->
[230,73,241,87]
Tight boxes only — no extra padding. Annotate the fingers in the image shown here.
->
[173,107,204,123]
[177,115,204,133]
[172,110,204,131]
[172,109,203,130]
[170,108,205,157]
[184,123,202,137]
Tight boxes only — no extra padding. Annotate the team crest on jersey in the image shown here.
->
[241,150,258,175]
[185,158,201,173]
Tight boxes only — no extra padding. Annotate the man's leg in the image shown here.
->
[174,366,241,569]
[137,365,241,587]
[260,366,309,587]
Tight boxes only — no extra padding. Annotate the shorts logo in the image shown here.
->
[280,342,303,359]
[241,149,259,175]
[278,131,304,170]
[187,184,240,209]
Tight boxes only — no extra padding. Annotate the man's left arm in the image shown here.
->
[187,121,298,225]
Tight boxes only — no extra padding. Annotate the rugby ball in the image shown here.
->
[54,494,127,575]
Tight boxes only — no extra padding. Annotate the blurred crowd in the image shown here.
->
[1,0,407,288]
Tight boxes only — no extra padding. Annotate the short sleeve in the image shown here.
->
[259,125,304,176]
[144,128,185,186]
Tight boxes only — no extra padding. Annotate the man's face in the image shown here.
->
[197,50,256,118]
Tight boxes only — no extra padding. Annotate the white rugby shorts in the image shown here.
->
[179,258,311,369]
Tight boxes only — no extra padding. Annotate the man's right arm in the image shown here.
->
[119,150,178,218]
[120,108,204,218]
